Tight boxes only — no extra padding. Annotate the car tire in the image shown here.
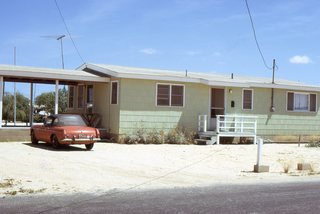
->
[52,135,60,149]
[31,131,39,144]
[85,143,94,150]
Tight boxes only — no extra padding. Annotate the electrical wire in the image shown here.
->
[244,0,272,70]
[54,0,85,64]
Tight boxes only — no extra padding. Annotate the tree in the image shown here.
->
[3,92,30,124]
[35,87,68,115]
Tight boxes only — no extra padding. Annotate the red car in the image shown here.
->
[31,114,100,150]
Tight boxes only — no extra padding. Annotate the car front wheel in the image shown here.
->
[52,135,60,149]
[31,131,39,144]
[85,143,94,150]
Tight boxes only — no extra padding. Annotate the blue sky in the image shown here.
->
[1,0,320,96]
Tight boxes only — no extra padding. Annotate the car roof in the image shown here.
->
[49,114,82,119]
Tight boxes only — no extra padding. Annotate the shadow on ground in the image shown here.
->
[23,142,89,152]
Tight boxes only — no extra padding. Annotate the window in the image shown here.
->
[68,86,75,108]
[157,84,184,107]
[287,92,317,112]
[242,89,253,110]
[78,85,84,108]
[157,85,170,106]
[111,81,118,105]
[87,85,93,103]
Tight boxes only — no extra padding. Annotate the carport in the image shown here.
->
[0,64,109,128]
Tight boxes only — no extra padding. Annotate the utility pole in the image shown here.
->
[272,59,275,84]
[57,35,65,69]
[270,59,276,112]
[13,47,17,126]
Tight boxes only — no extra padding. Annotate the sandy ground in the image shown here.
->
[1,142,320,197]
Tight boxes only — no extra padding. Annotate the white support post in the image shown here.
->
[55,80,59,114]
[254,138,269,172]
[216,115,220,133]
[29,83,34,126]
[198,115,201,132]
[256,138,263,166]
[203,115,207,132]
[0,76,3,128]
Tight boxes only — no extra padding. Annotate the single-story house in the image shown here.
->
[1,64,320,143]
[70,63,320,143]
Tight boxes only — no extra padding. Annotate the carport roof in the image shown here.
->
[0,64,109,84]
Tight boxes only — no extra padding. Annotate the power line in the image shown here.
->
[54,0,85,65]
[244,0,272,70]
[36,147,227,214]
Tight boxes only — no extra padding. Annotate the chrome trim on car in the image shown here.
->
[61,138,101,142]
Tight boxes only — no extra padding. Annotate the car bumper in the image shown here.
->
[60,138,101,144]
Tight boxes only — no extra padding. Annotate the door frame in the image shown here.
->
[208,87,226,131]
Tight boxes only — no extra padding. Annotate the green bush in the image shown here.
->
[121,128,195,144]
[306,141,320,148]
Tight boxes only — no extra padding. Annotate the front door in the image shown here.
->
[209,88,225,130]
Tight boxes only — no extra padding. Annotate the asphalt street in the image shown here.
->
[1,181,320,214]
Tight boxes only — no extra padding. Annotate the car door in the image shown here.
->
[41,116,54,143]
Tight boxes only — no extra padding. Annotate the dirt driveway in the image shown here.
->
[1,142,320,196]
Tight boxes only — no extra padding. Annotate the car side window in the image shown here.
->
[44,117,53,126]
[52,118,59,126]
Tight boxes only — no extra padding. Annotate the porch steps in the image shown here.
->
[195,131,217,145]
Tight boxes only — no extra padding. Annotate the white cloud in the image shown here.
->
[289,55,311,64]
[139,48,158,55]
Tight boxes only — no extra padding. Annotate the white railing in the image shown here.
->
[198,114,207,132]
[216,115,257,134]
[216,115,258,144]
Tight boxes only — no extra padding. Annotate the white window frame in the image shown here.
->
[156,83,185,107]
[110,80,119,105]
[242,88,253,110]
[286,91,317,112]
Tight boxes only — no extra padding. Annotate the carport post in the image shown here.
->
[55,80,59,114]
[0,76,3,128]
[29,83,34,126]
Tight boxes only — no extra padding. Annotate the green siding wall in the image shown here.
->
[118,79,209,134]
[225,87,320,136]
[93,83,109,130]
[92,77,320,137]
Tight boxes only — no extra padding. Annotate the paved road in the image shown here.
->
[1,181,320,214]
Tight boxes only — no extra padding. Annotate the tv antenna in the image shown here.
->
[41,35,66,69]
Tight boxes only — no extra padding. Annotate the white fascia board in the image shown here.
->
[0,70,109,83]
[115,73,203,83]
[207,80,249,87]
[248,82,320,92]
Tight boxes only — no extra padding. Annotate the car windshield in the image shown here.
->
[57,115,87,126]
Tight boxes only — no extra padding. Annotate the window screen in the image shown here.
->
[78,85,84,108]
[68,86,74,108]
[243,89,253,110]
[87,85,93,103]
[157,85,170,106]
[111,82,118,104]
[171,85,184,106]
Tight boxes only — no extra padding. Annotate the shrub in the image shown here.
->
[165,129,188,144]
[306,141,320,148]
[121,128,195,144]
[146,130,165,144]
